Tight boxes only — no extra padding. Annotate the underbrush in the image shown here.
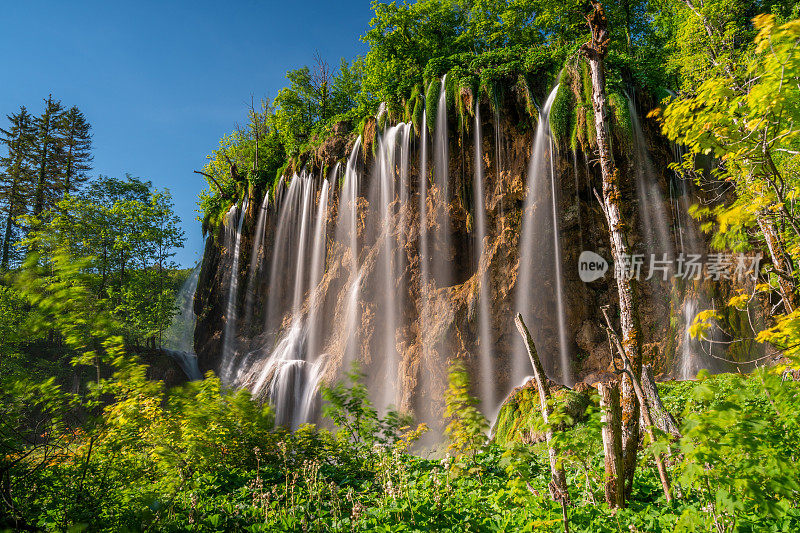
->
[4,366,800,532]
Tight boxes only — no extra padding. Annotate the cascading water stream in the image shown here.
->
[433,76,452,291]
[678,298,724,380]
[418,109,431,399]
[251,174,318,428]
[292,179,314,313]
[548,126,572,387]
[628,98,675,264]
[493,106,505,228]
[629,98,714,378]
[306,179,331,361]
[375,124,405,409]
[163,265,202,380]
[243,191,270,331]
[334,139,362,368]
[220,196,249,381]
[473,103,495,413]
[571,149,585,252]
[515,85,573,385]
[264,176,304,341]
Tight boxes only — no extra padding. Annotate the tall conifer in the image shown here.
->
[59,106,92,196]
[32,95,65,217]
[0,107,36,268]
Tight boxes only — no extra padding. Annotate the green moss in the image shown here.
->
[569,107,580,152]
[549,79,574,145]
[493,385,591,447]
[480,76,500,115]
[581,61,592,104]
[425,78,440,135]
[516,74,538,121]
[585,106,597,149]
[412,97,424,137]
[608,90,632,151]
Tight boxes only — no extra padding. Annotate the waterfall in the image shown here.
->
[249,174,321,428]
[432,75,452,290]
[628,98,675,264]
[678,298,726,380]
[292,179,314,313]
[493,106,504,227]
[473,102,495,413]
[334,139,362,369]
[548,119,571,387]
[164,265,200,353]
[629,98,714,378]
[243,191,270,332]
[373,123,407,409]
[220,197,249,382]
[264,176,304,341]
[418,109,431,410]
[571,148,585,252]
[163,265,202,380]
[306,179,331,361]
[515,85,573,386]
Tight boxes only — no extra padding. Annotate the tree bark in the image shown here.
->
[601,308,673,503]
[640,365,681,441]
[598,381,624,508]
[515,313,570,506]
[757,214,798,312]
[580,0,642,498]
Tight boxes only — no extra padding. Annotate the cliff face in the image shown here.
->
[192,86,761,431]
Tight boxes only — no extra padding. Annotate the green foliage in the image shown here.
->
[608,89,632,151]
[322,364,414,451]
[660,14,800,376]
[20,175,185,346]
[444,361,488,459]
[673,369,800,530]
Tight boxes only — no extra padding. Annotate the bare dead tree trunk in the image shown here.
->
[515,313,570,507]
[598,381,624,508]
[640,365,681,441]
[602,307,673,503]
[581,0,642,497]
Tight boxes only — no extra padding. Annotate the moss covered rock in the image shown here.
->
[492,380,592,447]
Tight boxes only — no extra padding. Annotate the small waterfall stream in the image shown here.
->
[628,99,675,264]
[515,85,572,386]
[163,265,202,380]
[220,197,249,381]
[243,191,270,332]
[432,76,453,292]
[473,102,495,413]
[374,124,403,408]
[335,139,363,370]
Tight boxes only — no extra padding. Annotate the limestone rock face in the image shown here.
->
[192,88,763,433]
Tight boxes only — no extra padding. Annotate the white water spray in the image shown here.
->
[473,102,495,412]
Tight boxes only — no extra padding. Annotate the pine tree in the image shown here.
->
[59,106,92,196]
[0,107,36,269]
[32,95,65,217]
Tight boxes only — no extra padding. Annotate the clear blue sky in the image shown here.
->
[1,0,373,267]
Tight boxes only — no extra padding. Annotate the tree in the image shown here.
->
[31,95,65,218]
[21,175,185,346]
[59,106,92,197]
[0,107,36,269]
[580,0,642,500]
